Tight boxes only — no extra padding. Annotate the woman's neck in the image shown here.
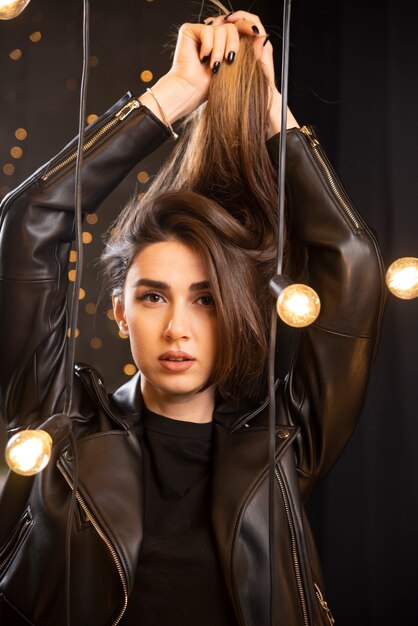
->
[141,382,215,424]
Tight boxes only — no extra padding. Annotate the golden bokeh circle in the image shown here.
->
[9,49,22,61]
[123,364,137,376]
[86,114,98,125]
[137,170,149,184]
[10,146,23,159]
[140,70,153,83]
[15,128,28,141]
[85,302,97,315]
[29,31,42,43]
[3,164,15,176]
[90,337,102,350]
[82,232,93,244]
[86,213,98,225]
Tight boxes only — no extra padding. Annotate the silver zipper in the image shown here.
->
[0,514,32,571]
[275,466,310,626]
[41,98,141,182]
[300,125,360,230]
[58,462,128,626]
[314,582,335,625]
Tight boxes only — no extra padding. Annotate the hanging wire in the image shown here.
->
[268,0,292,624]
[197,0,206,23]
[63,2,89,417]
[64,1,90,624]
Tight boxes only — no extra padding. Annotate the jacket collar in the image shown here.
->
[109,371,277,431]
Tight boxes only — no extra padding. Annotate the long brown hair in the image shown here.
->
[147,36,279,259]
[101,33,291,403]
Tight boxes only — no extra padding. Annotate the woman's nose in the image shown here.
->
[163,303,191,340]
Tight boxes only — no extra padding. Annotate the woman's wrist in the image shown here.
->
[139,74,203,126]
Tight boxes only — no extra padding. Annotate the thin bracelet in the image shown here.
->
[146,87,178,140]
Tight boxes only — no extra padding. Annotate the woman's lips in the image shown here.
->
[159,351,196,372]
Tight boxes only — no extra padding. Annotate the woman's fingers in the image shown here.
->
[224,23,240,63]
[204,10,266,35]
[198,24,214,61]
[224,12,274,84]
[204,12,269,49]
[199,20,241,69]
[210,25,227,72]
[225,15,266,38]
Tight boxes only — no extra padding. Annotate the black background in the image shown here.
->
[1,1,417,624]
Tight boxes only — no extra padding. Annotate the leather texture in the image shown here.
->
[0,94,386,625]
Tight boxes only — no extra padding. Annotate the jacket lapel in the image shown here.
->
[58,371,144,593]
[211,389,299,616]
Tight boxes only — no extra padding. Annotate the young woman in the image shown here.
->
[0,9,385,626]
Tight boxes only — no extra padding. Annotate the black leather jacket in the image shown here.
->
[0,93,386,626]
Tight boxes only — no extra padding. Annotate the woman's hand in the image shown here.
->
[139,9,298,134]
[139,21,241,125]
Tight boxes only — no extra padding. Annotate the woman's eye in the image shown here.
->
[138,292,164,304]
[197,294,215,307]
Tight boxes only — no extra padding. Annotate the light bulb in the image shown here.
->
[4,414,71,476]
[0,0,31,20]
[276,283,321,328]
[386,257,418,300]
[5,429,52,476]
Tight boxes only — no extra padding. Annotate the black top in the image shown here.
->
[120,407,238,625]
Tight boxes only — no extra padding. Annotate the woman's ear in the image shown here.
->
[112,294,129,335]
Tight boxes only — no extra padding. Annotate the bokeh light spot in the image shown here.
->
[10,146,23,159]
[9,49,22,61]
[29,31,42,43]
[15,128,28,141]
[3,164,15,176]
[140,69,153,83]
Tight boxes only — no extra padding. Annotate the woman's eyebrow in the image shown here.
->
[133,279,211,291]
[133,278,169,290]
[190,281,211,291]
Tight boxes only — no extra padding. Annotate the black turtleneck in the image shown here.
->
[120,407,238,625]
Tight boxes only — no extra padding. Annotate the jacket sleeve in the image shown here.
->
[268,126,386,497]
[0,92,170,432]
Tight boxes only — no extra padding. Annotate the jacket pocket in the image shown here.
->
[0,507,33,579]
[314,582,335,625]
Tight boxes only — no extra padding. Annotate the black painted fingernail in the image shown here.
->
[212,60,221,73]
[201,54,210,64]
[263,34,270,47]
[252,25,260,34]
[226,51,236,64]
[224,12,233,19]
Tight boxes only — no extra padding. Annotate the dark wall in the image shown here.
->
[1,1,417,624]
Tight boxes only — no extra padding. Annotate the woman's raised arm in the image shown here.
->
[0,96,172,432]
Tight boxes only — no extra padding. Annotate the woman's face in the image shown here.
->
[113,240,218,412]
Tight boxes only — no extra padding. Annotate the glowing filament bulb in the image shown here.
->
[277,283,321,328]
[0,0,30,19]
[386,257,418,300]
[5,430,52,476]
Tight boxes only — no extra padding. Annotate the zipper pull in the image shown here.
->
[314,583,335,625]
[300,125,319,148]
[115,98,141,121]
